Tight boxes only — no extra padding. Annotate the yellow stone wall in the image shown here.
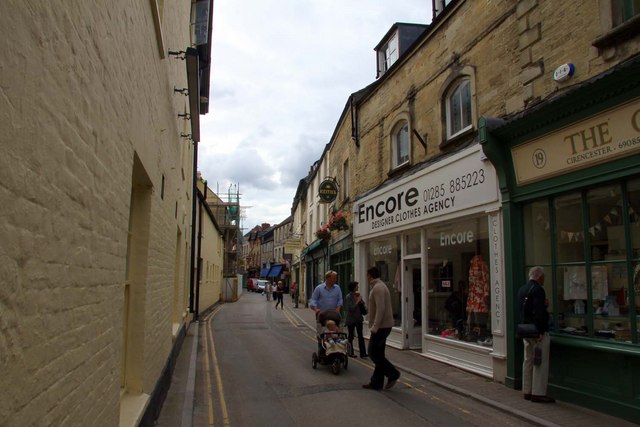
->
[0,1,196,425]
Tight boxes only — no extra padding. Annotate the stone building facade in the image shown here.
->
[318,0,640,420]
[0,1,215,425]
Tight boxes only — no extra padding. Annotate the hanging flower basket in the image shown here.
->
[328,212,349,231]
[315,227,331,240]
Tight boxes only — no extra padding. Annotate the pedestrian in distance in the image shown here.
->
[345,281,368,358]
[517,266,555,403]
[362,266,400,391]
[274,280,284,309]
[265,281,272,301]
[290,281,296,303]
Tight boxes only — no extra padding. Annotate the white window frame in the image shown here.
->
[434,0,455,17]
[378,32,399,76]
[391,121,410,169]
[445,78,472,140]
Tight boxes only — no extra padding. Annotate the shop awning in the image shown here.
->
[267,264,283,278]
[260,267,269,278]
[301,239,323,257]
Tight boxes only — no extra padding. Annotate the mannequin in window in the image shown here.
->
[466,254,490,340]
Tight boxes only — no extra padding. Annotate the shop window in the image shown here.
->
[391,121,410,169]
[405,232,421,255]
[523,179,640,344]
[523,200,551,265]
[445,78,472,140]
[366,236,402,327]
[555,192,585,263]
[425,216,491,346]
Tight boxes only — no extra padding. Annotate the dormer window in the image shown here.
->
[375,24,428,78]
[378,33,399,76]
[433,0,455,17]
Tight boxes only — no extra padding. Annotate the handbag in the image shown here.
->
[359,301,367,316]
[516,284,539,339]
[516,323,539,338]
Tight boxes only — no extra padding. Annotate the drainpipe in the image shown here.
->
[189,142,199,320]
[195,182,207,319]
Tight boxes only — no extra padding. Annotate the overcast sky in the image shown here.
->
[199,0,432,234]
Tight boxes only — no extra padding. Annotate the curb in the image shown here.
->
[181,321,199,427]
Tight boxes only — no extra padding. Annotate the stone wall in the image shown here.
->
[0,1,195,425]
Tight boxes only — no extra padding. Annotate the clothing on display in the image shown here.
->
[467,255,489,313]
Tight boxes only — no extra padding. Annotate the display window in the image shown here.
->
[523,178,640,344]
[366,236,401,326]
[425,216,491,346]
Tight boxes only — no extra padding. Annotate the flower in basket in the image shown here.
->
[328,212,349,231]
[315,225,331,240]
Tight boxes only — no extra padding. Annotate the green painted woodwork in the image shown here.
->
[479,57,640,422]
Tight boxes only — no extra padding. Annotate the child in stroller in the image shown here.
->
[322,320,347,349]
[312,310,350,374]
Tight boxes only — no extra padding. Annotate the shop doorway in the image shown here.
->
[404,257,423,350]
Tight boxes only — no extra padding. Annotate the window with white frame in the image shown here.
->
[433,0,455,17]
[378,33,399,76]
[445,78,472,140]
[612,0,640,26]
[391,121,410,169]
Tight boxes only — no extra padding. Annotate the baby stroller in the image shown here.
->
[312,309,349,374]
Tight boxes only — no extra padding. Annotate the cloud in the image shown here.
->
[200,0,431,230]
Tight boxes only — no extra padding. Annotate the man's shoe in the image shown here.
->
[524,394,532,400]
[385,375,400,390]
[360,354,369,358]
[531,395,555,403]
[348,354,357,358]
[362,383,382,391]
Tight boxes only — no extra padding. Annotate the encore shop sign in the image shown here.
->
[353,147,498,237]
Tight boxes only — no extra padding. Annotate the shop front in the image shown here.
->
[330,234,353,298]
[480,58,640,422]
[353,145,506,379]
[302,238,327,307]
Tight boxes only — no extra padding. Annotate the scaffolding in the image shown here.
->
[207,183,242,277]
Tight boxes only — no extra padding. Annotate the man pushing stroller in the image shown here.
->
[310,271,343,353]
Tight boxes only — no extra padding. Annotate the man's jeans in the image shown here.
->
[368,327,399,388]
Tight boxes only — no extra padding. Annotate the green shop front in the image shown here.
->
[480,58,640,422]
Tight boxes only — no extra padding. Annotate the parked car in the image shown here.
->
[247,278,257,292]
[256,279,268,294]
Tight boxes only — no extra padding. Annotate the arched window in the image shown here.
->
[392,121,409,169]
[445,78,472,139]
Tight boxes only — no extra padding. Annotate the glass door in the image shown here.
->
[404,257,423,349]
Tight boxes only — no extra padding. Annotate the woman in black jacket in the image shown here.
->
[345,281,368,358]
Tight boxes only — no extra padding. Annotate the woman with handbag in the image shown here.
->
[345,281,368,358]
[517,266,555,403]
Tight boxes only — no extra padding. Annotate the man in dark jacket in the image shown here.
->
[517,266,555,403]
